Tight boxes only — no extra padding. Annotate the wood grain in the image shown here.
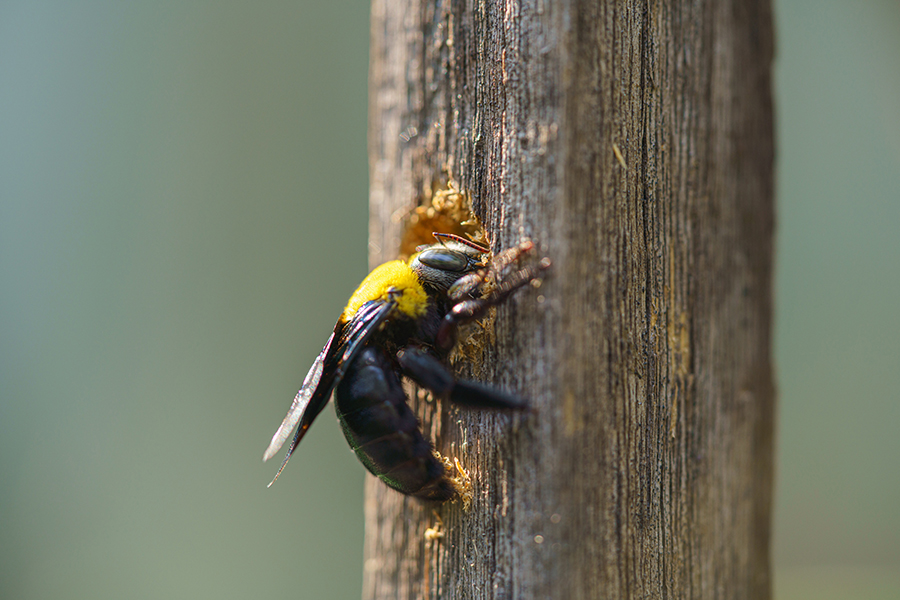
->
[365,0,775,598]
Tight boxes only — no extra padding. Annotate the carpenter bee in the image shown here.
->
[263,234,549,501]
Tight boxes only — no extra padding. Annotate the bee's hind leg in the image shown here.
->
[397,347,526,410]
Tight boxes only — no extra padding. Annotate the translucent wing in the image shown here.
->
[263,299,398,486]
[262,332,335,463]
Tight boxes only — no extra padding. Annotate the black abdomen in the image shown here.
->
[334,346,455,501]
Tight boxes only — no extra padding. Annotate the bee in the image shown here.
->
[263,233,549,501]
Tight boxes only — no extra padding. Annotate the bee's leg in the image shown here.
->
[447,240,537,302]
[397,347,526,410]
[436,250,551,351]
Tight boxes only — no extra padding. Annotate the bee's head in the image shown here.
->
[409,236,487,292]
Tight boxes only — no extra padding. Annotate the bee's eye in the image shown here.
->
[418,248,469,272]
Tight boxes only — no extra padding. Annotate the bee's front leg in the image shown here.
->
[435,242,550,351]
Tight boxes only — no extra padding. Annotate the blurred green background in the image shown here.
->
[0,1,897,599]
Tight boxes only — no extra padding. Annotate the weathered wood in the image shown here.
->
[365,0,775,598]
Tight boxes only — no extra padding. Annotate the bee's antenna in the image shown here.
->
[432,232,489,253]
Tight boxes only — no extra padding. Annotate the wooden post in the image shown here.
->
[365,0,775,598]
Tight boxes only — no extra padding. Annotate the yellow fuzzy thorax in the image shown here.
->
[341,259,429,322]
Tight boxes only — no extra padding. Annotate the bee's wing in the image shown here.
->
[263,299,397,486]
[262,332,336,464]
